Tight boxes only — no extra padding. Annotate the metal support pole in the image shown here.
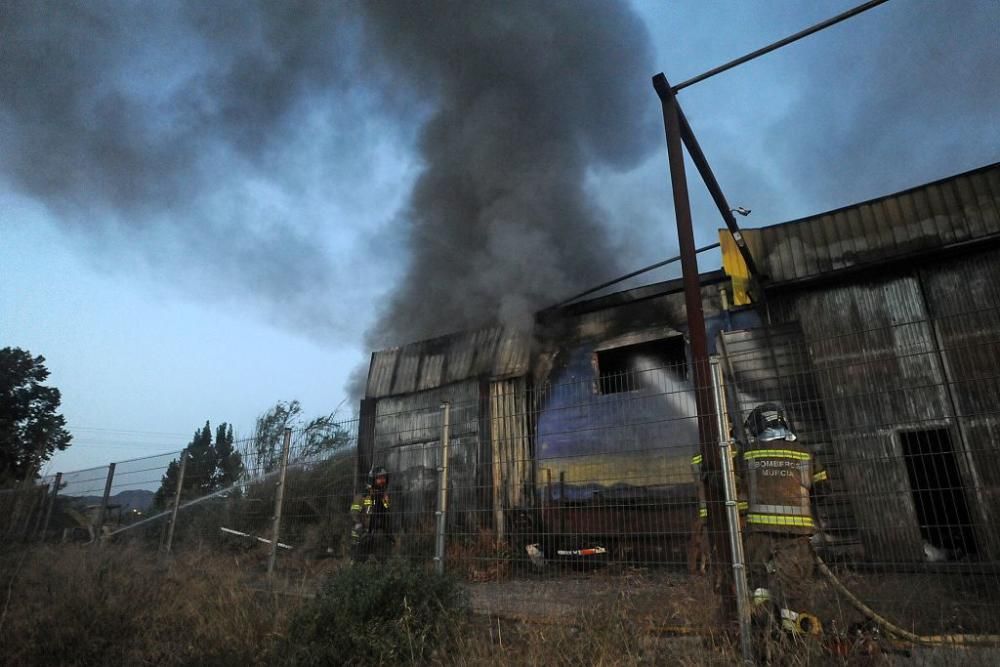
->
[711,357,753,664]
[164,450,188,554]
[40,472,62,542]
[267,428,292,578]
[675,107,761,281]
[653,72,736,621]
[93,462,116,546]
[434,402,451,575]
[559,471,566,538]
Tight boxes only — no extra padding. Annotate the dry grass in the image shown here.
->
[446,530,514,582]
[3,543,995,666]
[0,545,295,666]
[448,607,739,666]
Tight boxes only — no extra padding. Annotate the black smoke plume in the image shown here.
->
[358,1,657,348]
[2,1,654,351]
[0,1,365,336]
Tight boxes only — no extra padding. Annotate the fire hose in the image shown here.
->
[814,554,1000,647]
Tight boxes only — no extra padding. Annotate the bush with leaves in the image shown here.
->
[281,559,467,665]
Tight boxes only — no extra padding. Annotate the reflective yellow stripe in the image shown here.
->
[813,470,828,483]
[746,513,814,528]
[692,454,703,465]
[363,498,373,506]
[350,504,361,511]
[744,449,811,461]
[699,501,748,518]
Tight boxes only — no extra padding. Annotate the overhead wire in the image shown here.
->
[671,0,893,92]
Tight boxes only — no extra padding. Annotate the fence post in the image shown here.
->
[39,472,62,542]
[434,402,451,575]
[268,428,292,578]
[164,449,188,554]
[93,462,116,547]
[31,480,51,540]
[711,357,752,664]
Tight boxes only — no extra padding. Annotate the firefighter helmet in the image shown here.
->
[744,403,797,442]
[369,466,389,488]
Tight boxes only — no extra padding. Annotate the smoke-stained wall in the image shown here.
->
[532,280,748,510]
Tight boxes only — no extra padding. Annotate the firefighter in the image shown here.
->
[741,403,829,645]
[688,445,748,577]
[350,466,392,562]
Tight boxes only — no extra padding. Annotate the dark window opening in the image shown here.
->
[596,337,687,395]
[901,429,977,558]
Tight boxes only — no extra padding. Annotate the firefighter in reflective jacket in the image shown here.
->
[688,447,748,576]
[741,403,829,639]
[350,467,392,562]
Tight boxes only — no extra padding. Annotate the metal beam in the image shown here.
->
[555,242,720,308]
[652,72,736,623]
[675,106,762,283]
[672,0,891,92]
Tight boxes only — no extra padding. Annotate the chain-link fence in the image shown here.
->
[722,307,1000,641]
[8,303,1000,651]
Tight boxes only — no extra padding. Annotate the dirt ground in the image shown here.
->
[269,548,1000,638]
[463,564,1000,638]
[466,567,718,630]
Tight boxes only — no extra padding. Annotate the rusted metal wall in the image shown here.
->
[920,248,1000,558]
[366,326,531,399]
[770,275,952,561]
[760,245,1000,561]
[371,380,481,533]
[487,377,532,540]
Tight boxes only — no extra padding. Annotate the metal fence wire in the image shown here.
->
[9,302,1000,647]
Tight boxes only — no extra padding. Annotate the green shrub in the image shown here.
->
[281,559,467,665]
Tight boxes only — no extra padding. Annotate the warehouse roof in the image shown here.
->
[722,162,1000,288]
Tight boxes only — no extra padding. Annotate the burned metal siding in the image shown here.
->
[742,163,1000,285]
[531,280,761,513]
[487,377,532,539]
[366,326,531,399]
[769,275,955,560]
[764,250,1000,560]
[372,380,482,534]
[920,248,1000,557]
[531,285,731,541]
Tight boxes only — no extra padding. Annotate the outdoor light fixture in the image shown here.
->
[731,207,751,217]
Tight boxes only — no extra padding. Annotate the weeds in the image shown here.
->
[2,544,995,666]
[0,545,291,666]
[280,558,467,665]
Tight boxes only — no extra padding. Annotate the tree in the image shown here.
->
[213,422,243,488]
[153,420,243,508]
[251,400,352,473]
[300,414,353,460]
[251,400,302,473]
[0,347,72,485]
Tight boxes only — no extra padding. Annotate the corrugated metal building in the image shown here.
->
[359,160,1000,562]
[358,326,532,537]
[359,272,759,549]
[722,161,1000,561]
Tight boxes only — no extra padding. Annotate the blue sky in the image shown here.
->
[2,1,997,474]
